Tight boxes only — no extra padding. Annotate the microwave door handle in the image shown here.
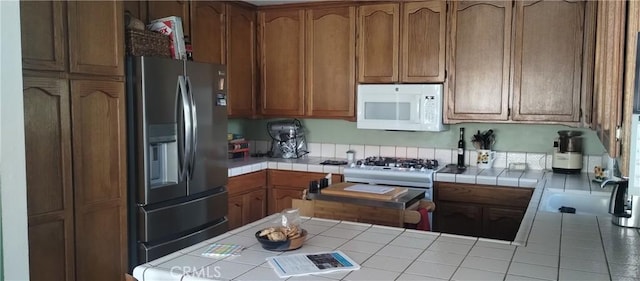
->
[186,76,197,180]
[178,75,192,182]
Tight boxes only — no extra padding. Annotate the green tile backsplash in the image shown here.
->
[229,118,606,155]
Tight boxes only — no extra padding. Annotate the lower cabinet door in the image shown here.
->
[227,195,244,230]
[435,201,483,237]
[245,189,266,224]
[483,207,525,241]
[268,188,304,214]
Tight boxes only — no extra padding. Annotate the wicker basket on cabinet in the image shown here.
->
[125,29,171,58]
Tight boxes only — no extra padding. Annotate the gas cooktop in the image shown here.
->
[354,156,439,170]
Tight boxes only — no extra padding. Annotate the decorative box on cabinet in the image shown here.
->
[147,0,191,37]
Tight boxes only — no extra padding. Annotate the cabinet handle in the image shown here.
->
[234,203,241,207]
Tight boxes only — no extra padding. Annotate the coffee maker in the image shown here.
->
[602,179,640,228]
[552,130,583,173]
[267,119,309,159]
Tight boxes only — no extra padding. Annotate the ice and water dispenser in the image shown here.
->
[147,124,179,187]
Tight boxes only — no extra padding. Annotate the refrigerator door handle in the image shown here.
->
[178,75,192,182]
[186,76,197,180]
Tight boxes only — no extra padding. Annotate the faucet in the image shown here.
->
[601,178,621,189]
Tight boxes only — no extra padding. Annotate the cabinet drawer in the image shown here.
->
[436,182,533,208]
[228,170,266,196]
[268,170,342,189]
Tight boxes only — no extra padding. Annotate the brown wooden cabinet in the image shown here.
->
[357,1,445,83]
[259,9,306,116]
[67,0,124,76]
[191,1,225,64]
[592,1,626,163]
[446,1,512,122]
[357,3,399,83]
[434,182,533,241]
[305,6,356,118]
[147,0,191,37]
[446,0,594,125]
[71,80,127,281]
[401,1,446,83]
[267,170,342,214]
[511,1,587,122]
[21,1,127,280]
[227,4,257,117]
[483,206,526,241]
[227,170,267,230]
[259,5,357,119]
[124,1,146,22]
[435,202,483,237]
[621,1,640,176]
[20,1,66,71]
[23,77,74,281]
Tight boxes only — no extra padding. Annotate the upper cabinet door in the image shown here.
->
[401,1,446,83]
[259,9,305,116]
[305,6,356,118]
[191,2,225,64]
[67,1,124,76]
[358,4,400,83]
[592,1,626,159]
[446,1,512,122]
[147,0,191,37]
[20,1,66,71]
[511,0,585,122]
[227,4,257,117]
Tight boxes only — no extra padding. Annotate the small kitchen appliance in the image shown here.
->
[552,130,583,173]
[602,179,640,228]
[267,119,309,159]
[356,84,448,132]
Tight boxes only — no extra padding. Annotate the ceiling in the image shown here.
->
[243,0,326,6]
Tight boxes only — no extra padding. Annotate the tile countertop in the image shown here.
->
[227,156,349,177]
[134,160,640,281]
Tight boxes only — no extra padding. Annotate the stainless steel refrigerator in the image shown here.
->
[125,56,228,269]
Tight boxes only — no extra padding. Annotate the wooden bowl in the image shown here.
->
[255,229,307,251]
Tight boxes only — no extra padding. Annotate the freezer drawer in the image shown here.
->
[138,188,228,242]
[138,218,228,263]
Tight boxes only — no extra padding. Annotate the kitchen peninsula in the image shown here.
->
[132,158,640,280]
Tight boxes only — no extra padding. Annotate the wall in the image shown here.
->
[230,118,606,155]
[0,0,30,279]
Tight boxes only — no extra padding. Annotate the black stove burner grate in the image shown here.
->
[357,156,439,170]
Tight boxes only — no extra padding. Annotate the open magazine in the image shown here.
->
[266,250,360,278]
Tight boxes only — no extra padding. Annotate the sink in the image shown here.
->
[438,164,467,174]
[538,188,610,216]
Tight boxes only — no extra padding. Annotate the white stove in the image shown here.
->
[343,156,436,228]
[343,156,437,193]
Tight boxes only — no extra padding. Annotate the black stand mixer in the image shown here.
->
[267,119,309,159]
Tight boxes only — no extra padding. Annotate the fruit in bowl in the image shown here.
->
[255,226,307,251]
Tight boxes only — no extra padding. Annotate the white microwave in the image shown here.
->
[356,84,448,132]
